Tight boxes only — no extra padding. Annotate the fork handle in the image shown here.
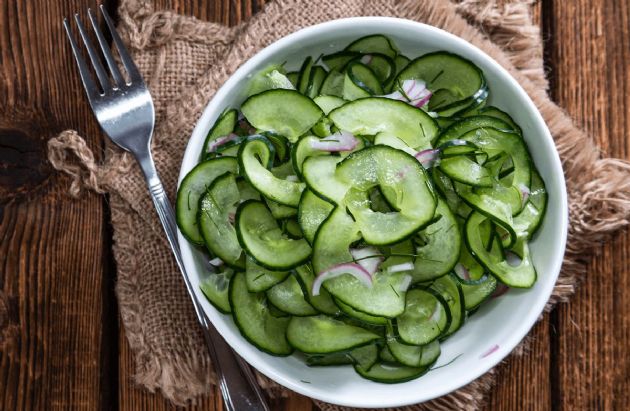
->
[138,154,270,411]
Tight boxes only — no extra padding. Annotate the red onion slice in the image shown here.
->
[519,184,531,206]
[481,344,499,358]
[379,80,432,109]
[206,133,239,153]
[209,257,224,267]
[349,247,382,275]
[415,148,441,169]
[454,263,471,281]
[386,262,414,273]
[310,131,359,152]
[312,263,372,296]
[398,274,412,292]
[409,89,432,108]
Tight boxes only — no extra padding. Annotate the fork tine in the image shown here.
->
[63,18,99,99]
[99,5,143,83]
[73,13,111,92]
[87,8,125,88]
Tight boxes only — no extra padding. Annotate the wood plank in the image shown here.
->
[0,1,116,410]
[546,0,630,410]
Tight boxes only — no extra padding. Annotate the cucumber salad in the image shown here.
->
[177,34,547,383]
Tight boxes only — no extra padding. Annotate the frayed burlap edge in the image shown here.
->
[46,0,630,409]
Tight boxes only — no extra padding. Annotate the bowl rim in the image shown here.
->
[177,16,568,408]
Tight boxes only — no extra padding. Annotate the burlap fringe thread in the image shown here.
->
[47,0,630,410]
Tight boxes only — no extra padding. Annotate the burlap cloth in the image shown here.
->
[48,0,630,409]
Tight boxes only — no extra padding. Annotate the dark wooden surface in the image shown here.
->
[0,0,628,410]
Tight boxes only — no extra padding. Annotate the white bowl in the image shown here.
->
[177,17,568,408]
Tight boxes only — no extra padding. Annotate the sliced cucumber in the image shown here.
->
[322,51,359,71]
[236,200,312,270]
[200,269,234,314]
[198,172,244,268]
[306,343,378,368]
[388,338,441,368]
[358,53,395,84]
[265,198,297,219]
[266,274,318,316]
[248,65,294,96]
[355,362,428,384]
[336,298,389,325]
[297,189,334,244]
[337,146,437,245]
[380,345,398,363]
[307,66,327,98]
[396,288,450,345]
[229,272,292,355]
[457,273,497,311]
[430,273,465,339]
[465,211,536,288]
[287,315,381,354]
[412,197,461,282]
[313,95,347,114]
[329,97,438,150]
[176,157,238,244]
[513,169,547,239]
[319,69,345,97]
[245,256,289,292]
[346,34,398,59]
[241,89,324,142]
[396,52,486,116]
[294,264,340,315]
[435,115,514,147]
[343,62,383,100]
[291,135,330,179]
[201,109,237,159]
[239,137,305,207]
[312,208,408,318]
[473,106,522,134]
[302,156,349,204]
[297,56,314,95]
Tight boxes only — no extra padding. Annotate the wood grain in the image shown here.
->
[1,0,629,410]
[547,1,630,410]
[0,1,115,410]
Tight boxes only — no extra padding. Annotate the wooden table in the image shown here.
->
[1,1,628,409]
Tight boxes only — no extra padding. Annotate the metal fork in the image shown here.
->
[63,6,270,410]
